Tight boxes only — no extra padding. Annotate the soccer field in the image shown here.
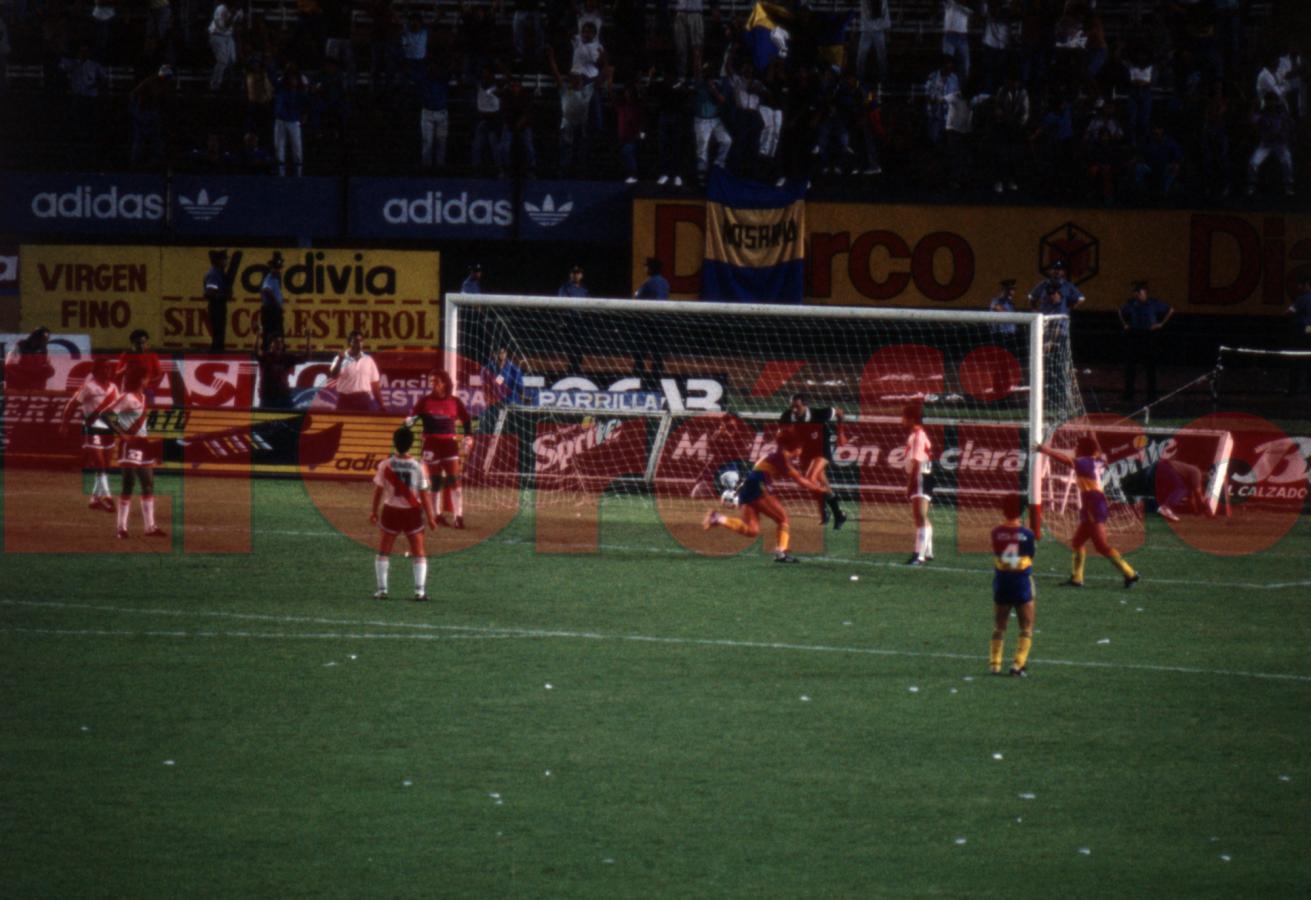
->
[2,477,1309,897]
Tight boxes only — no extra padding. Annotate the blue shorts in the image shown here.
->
[1080,492,1109,525]
[993,571,1034,605]
[737,471,766,506]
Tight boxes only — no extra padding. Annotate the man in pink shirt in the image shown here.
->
[329,330,384,412]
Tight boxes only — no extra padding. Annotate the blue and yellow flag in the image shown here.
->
[702,168,806,304]
[744,2,790,72]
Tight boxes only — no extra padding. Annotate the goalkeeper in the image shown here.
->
[779,394,847,529]
[406,369,473,529]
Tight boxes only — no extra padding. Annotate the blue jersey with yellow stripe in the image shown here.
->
[991,523,1036,604]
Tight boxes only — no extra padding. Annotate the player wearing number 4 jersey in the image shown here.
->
[60,357,120,512]
[990,494,1037,677]
[371,427,438,601]
[405,369,473,528]
[1036,436,1140,589]
[104,371,166,539]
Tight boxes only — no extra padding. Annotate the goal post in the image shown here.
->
[445,292,1111,548]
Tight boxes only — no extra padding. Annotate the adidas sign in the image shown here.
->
[381,191,513,226]
[30,186,165,220]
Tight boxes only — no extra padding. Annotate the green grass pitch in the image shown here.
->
[2,476,1309,897]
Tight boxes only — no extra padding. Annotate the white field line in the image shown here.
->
[3,599,1310,684]
[1,626,517,641]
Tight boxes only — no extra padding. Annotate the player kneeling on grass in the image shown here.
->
[405,368,473,528]
[991,493,1037,677]
[702,429,823,564]
[105,371,165,539]
[370,426,438,601]
[1036,436,1140,589]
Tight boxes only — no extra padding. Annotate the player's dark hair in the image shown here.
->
[1001,493,1024,520]
[393,426,415,454]
[430,369,453,396]
[348,330,364,341]
[1075,435,1099,456]
[129,329,149,344]
[791,393,807,405]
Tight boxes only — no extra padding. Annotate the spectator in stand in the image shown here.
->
[1200,80,1231,199]
[672,0,704,86]
[3,327,55,391]
[1277,42,1305,118]
[1125,46,1155,146]
[309,56,350,144]
[456,0,496,87]
[512,0,547,65]
[615,82,644,183]
[418,58,450,172]
[1246,92,1295,198]
[1118,279,1173,402]
[207,0,242,93]
[651,68,688,187]
[240,131,275,173]
[272,62,308,176]
[1018,0,1056,97]
[461,263,482,294]
[1133,121,1183,199]
[942,1,972,84]
[923,56,958,147]
[329,331,384,412]
[366,0,401,97]
[62,44,108,141]
[400,13,428,90]
[979,0,1015,95]
[470,65,504,177]
[692,62,732,185]
[129,64,173,170]
[89,0,117,63]
[555,70,592,177]
[499,77,537,178]
[943,79,976,190]
[1082,98,1127,204]
[1051,1,1087,90]
[857,81,884,176]
[561,19,609,135]
[1254,49,1290,113]
[811,66,854,175]
[1288,273,1311,396]
[990,70,1029,192]
[856,0,891,86]
[243,53,275,138]
[1030,88,1076,196]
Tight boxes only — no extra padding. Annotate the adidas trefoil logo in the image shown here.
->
[523,194,573,227]
[178,189,229,222]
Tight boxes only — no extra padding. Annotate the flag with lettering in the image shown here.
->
[702,168,806,304]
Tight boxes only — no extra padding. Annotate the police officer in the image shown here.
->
[461,263,482,294]
[986,278,1021,399]
[204,248,234,352]
[1118,279,1173,401]
[259,251,285,350]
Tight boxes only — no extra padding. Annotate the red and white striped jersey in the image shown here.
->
[74,376,120,421]
[373,455,431,509]
[109,391,148,437]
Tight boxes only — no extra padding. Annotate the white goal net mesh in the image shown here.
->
[447,294,1135,553]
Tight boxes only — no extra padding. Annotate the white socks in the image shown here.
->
[94,472,110,498]
[924,524,934,558]
[117,497,130,531]
[451,486,463,518]
[375,556,390,593]
[142,497,156,531]
[413,558,428,595]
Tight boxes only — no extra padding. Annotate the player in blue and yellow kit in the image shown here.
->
[990,493,1037,677]
[703,429,823,563]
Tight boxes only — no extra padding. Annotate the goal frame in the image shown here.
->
[446,293,1051,524]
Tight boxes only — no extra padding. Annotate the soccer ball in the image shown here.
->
[720,488,740,508]
[719,470,741,492]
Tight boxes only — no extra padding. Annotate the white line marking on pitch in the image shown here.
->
[4,599,1310,684]
[1,627,519,641]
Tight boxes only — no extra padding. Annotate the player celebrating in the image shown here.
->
[104,371,165,539]
[370,426,438,601]
[60,357,120,512]
[990,493,1037,677]
[702,429,823,564]
[405,368,473,528]
[779,394,847,529]
[1036,435,1140,588]
[902,402,935,566]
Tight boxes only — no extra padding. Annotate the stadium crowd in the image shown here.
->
[0,0,1305,201]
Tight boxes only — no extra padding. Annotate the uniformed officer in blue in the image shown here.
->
[1118,279,1173,401]
[203,249,234,352]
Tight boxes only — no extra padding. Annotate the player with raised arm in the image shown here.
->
[1036,435,1140,588]
[405,368,473,528]
[779,394,847,529]
[60,357,120,512]
[104,371,165,539]
[370,426,438,601]
[902,402,935,566]
[702,429,824,564]
[990,493,1037,677]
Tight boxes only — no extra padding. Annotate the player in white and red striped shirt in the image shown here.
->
[902,401,935,566]
[370,426,438,601]
[60,357,120,512]
[105,371,166,539]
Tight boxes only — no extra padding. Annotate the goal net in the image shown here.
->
[445,293,1138,552]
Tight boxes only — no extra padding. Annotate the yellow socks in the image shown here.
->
[721,517,753,536]
[776,525,790,553]
[1107,550,1135,578]
[989,629,1005,673]
[1014,629,1033,669]
[1071,548,1087,584]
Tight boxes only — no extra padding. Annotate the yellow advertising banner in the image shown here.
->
[633,200,1311,315]
[157,247,441,351]
[20,245,162,347]
[20,245,440,352]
